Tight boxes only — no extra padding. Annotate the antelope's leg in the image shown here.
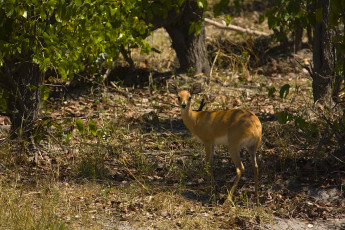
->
[225,144,244,204]
[205,143,215,188]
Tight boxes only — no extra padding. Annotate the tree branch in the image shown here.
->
[204,18,270,36]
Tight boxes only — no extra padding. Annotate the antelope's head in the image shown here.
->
[168,82,201,109]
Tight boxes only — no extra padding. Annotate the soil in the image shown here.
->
[0,2,344,230]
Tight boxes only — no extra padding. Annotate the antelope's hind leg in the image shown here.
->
[225,144,244,205]
[248,145,259,203]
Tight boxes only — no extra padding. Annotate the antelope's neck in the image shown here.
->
[181,107,197,132]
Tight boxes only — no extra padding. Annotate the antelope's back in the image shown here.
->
[192,109,261,144]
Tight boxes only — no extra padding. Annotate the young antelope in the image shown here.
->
[168,82,262,204]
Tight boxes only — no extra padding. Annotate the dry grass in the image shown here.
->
[1,6,344,230]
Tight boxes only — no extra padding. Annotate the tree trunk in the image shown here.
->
[293,27,303,53]
[150,0,210,75]
[312,0,335,103]
[165,21,210,74]
[1,59,42,139]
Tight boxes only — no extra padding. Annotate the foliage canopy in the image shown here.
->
[266,0,345,76]
[1,1,152,79]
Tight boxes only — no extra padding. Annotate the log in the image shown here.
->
[204,18,270,36]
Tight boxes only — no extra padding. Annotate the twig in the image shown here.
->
[295,59,313,78]
[330,152,345,164]
[0,162,7,169]
[204,18,270,36]
[210,45,221,79]
[121,157,150,193]
[24,191,41,196]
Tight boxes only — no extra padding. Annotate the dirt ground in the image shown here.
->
[1,4,345,230]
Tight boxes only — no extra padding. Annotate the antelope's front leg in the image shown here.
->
[205,144,215,190]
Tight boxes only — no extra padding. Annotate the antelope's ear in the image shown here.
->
[190,83,202,94]
[168,83,180,94]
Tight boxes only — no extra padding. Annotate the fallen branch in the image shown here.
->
[204,18,270,36]
[102,60,116,81]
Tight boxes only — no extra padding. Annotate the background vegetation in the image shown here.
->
[0,0,344,229]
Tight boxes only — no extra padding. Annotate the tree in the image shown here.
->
[266,0,345,151]
[312,0,344,104]
[1,58,42,140]
[158,1,210,74]
[311,0,334,103]
[125,0,210,74]
[0,0,210,142]
[0,0,150,140]
[266,0,345,104]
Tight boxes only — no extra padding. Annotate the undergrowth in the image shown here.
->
[0,15,344,230]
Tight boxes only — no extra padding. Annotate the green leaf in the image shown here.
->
[268,86,276,97]
[197,0,204,8]
[277,111,289,124]
[225,14,231,25]
[76,119,85,135]
[75,0,82,6]
[188,22,195,35]
[110,7,117,16]
[88,120,97,136]
[40,85,50,101]
[96,129,102,139]
[188,21,202,35]
[27,83,38,91]
[294,116,308,130]
[279,84,290,98]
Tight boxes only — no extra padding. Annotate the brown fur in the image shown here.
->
[168,82,262,204]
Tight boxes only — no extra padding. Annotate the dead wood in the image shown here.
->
[204,18,270,36]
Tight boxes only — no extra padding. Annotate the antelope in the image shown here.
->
[168,82,262,204]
